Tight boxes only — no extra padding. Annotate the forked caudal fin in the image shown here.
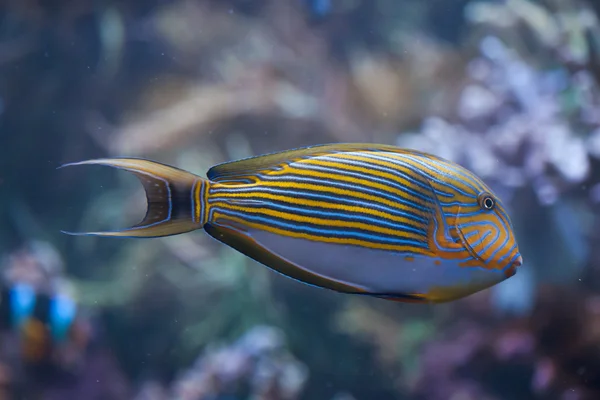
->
[59,158,209,238]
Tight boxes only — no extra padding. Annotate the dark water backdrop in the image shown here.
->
[2,0,600,399]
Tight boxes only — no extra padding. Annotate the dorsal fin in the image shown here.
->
[207,143,424,182]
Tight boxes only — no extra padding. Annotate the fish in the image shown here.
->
[60,143,523,303]
[0,283,81,363]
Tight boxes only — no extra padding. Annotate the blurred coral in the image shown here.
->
[2,0,600,399]
[166,325,307,400]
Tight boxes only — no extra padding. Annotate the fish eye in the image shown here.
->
[478,193,495,211]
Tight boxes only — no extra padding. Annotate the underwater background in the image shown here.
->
[2,0,600,399]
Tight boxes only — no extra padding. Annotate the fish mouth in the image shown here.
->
[513,255,523,267]
[504,254,523,277]
[453,206,523,276]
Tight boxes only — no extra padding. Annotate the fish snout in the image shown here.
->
[513,255,523,267]
[503,254,523,278]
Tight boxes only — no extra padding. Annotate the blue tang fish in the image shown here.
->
[61,143,523,303]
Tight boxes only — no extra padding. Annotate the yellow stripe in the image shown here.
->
[211,211,433,254]
[203,181,211,224]
[242,180,429,218]
[210,190,426,227]
[209,202,426,241]
[388,154,483,194]
[315,153,437,185]
[194,180,202,223]
[279,159,430,204]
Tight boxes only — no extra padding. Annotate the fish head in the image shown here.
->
[422,171,523,301]
[434,180,522,275]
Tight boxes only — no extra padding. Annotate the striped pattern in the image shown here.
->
[208,155,431,254]
[398,151,521,275]
[201,145,520,275]
[192,179,210,224]
[59,143,523,302]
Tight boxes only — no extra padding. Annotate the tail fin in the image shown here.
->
[59,158,209,238]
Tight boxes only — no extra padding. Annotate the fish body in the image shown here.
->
[61,143,523,303]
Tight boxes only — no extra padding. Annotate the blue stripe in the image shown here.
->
[410,154,486,193]
[464,230,491,248]
[215,178,255,184]
[255,172,431,214]
[209,185,429,223]
[350,153,456,198]
[309,155,442,201]
[482,226,504,259]
[486,215,512,261]
[396,155,479,197]
[213,198,427,236]
[199,180,205,224]
[453,221,503,265]
[496,243,517,265]
[457,219,504,259]
[442,202,480,210]
[214,209,429,247]
[191,179,198,223]
[429,208,475,258]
